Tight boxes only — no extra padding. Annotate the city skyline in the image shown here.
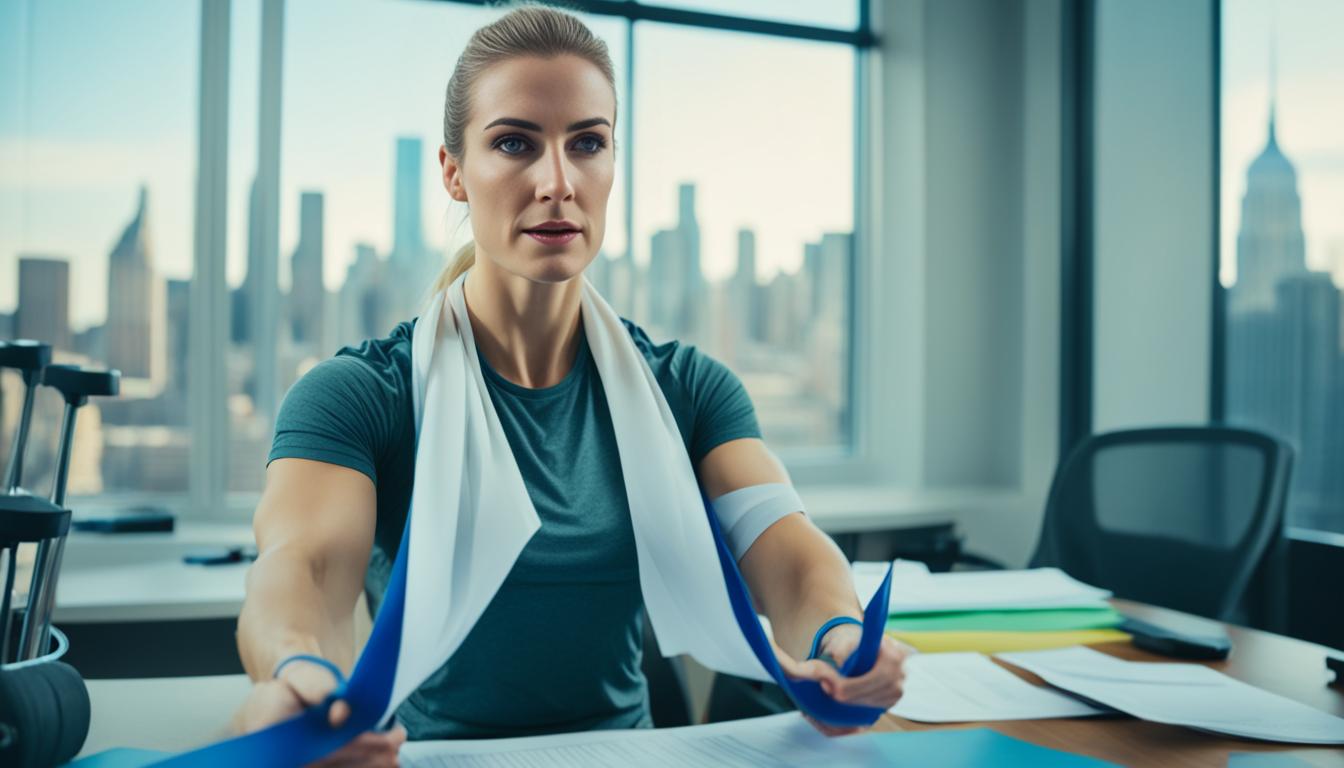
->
[0,135,855,497]
[1,0,855,330]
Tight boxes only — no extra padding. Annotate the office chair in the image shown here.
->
[1030,426,1294,625]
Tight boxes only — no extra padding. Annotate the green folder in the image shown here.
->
[885,606,1123,633]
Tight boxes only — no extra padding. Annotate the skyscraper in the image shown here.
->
[106,186,163,382]
[393,136,426,265]
[289,191,325,344]
[383,136,436,324]
[1227,75,1344,531]
[1229,104,1307,316]
[16,256,71,351]
[647,183,705,338]
[339,242,385,345]
[649,227,683,332]
[730,229,759,347]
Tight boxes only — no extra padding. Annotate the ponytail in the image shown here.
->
[432,242,475,295]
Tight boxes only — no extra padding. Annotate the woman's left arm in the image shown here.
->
[698,437,909,735]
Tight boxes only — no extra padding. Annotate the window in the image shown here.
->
[1,0,197,500]
[638,1,861,31]
[630,23,856,450]
[2,0,867,515]
[1221,0,1344,534]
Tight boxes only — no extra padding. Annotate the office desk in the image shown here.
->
[876,599,1344,767]
[79,600,1342,765]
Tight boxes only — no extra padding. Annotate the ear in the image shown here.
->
[440,145,468,203]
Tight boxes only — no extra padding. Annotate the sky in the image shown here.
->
[1221,0,1344,287]
[0,0,855,329]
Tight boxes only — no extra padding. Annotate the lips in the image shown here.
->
[524,229,580,246]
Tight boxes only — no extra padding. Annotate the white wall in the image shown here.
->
[872,0,1062,565]
[1092,0,1216,431]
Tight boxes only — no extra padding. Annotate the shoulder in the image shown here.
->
[619,318,761,462]
[276,320,416,436]
[330,319,417,390]
[271,320,418,481]
[620,317,709,384]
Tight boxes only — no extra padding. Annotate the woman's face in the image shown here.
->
[441,54,616,285]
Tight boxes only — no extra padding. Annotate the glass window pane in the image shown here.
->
[1,0,197,498]
[218,0,630,494]
[643,0,860,31]
[1222,0,1344,533]
[633,24,855,451]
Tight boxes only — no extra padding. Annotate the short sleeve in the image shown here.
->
[676,348,763,464]
[267,355,401,484]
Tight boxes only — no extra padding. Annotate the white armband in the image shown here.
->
[711,482,806,561]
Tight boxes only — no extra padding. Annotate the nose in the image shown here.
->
[535,144,576,203]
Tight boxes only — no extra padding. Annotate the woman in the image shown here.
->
[231,4,906,765]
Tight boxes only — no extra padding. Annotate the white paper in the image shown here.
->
[853,561,1112,614]
[399,713,892,767]
[997,646,1344,744]
[891,652,1107,723]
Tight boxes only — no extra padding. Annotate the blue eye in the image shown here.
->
[494,135,531,155]
[574,135,607,154]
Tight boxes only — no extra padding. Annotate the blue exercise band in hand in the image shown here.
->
[272,654,347,688]
[701,489,895,728]
[807,616,865,662]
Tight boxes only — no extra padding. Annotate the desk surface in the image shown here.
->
[79,600,1343,765]
[876,599,1344,767]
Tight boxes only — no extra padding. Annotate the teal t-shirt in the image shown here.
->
[267,317,761,739]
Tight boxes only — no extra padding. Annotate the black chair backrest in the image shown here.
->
[1030,426,1293,622]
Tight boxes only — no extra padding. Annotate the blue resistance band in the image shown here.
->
[807,616,864,662]
[74,489,894,766]
[701,489,894,728]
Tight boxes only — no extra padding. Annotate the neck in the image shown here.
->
[461,257,584,389]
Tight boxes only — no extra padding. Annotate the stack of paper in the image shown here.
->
[997,646,1344,744]
[854,561,1128,653]
[891,653,1108,723]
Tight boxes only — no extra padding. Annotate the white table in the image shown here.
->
[79,674,253,758]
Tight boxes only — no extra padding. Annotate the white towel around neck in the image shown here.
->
[384,271,769,721]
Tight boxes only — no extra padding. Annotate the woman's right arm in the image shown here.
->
[231,457,405,765]
[239,456,374,683]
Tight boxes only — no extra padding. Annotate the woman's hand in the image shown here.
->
[230,662,406,767]
[772,625,911,737]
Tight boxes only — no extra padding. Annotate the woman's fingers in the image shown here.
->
[281,663,344,707]
[307,726,407,768]
[802,714,863,738]
[327,700,351,728]
[824,640,909,708]
[782,657,844,692]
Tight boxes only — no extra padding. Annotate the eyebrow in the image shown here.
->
[482,117,611,132]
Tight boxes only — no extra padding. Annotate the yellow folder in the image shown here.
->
[888,628,1131,654]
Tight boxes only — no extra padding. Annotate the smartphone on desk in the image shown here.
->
[1119,615,1232,660]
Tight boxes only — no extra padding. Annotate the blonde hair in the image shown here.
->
[432,2,618,295]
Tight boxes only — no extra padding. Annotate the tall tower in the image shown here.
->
[393,136,426,265]
[1230,52,1307,315]
[106,186,163,381]
[16,257,71,351]
[288,191,325,344]
[677,183,704,335]
[1226,55,1344,530]
[732,229,758,346]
